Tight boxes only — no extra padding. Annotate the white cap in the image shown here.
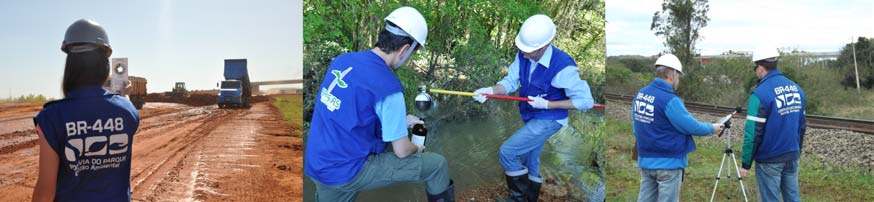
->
[655,54,683,74]
[385,6,428,47]
[515,14,556,53]
[752,45,779,62]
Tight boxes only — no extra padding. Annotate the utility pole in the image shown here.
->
[852,37,861,94]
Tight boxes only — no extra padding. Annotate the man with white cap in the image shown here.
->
[471,14,595,201]
[304,6,454,202]
[632,54,723,202]
[740,46,805,202]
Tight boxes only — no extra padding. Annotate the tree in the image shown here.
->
[650,0,709,67]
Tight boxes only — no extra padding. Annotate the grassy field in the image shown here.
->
[272,94,303,137]
[605,118,874,201]
[0,94,49,104]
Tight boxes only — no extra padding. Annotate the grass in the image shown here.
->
[0,94,49,104]
[605,118,874,201]
[272,94,303,137]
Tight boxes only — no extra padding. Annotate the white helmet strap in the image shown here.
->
[385,23,417,70]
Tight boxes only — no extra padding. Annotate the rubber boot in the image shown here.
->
[527,180,541,202]
[427,180,455,202]
[504,174,529,202]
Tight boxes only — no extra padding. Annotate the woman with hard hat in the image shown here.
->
[31,19,140,202]
[471,14,596,201]
[304,7,454,202]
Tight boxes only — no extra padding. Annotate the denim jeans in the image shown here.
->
[755,159,800,202]
[499,119,563,182]
[637,169,683,202]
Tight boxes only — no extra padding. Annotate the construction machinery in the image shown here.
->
[166,82,189,98]
[217,59,251,108]
[104,58,147,109]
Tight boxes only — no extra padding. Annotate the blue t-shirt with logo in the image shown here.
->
[33,86,140,202]
[304,50,407,186]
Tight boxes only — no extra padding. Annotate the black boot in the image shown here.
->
[427,180,455,202]
[527,180,541,202]
[504,174,529,202]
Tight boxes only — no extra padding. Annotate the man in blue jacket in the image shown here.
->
[472,14,596,202]
[304,7,454,202]
[740,46,805,202]
[632,54,723,202]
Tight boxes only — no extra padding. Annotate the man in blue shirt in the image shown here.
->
[740,46,805,202]
[632,54,723,202]
[304,7,454,202]
[472,14,596,202]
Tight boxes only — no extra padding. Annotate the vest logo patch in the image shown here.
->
[773,85,802,115]
[633,92,656,123]
[63,117,130,176]
[320,66,353,112]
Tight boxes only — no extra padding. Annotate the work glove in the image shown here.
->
[406,115,424,128]
[472,87,493,103]
[527,96,549,109]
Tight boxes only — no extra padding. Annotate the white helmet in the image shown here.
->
[752,45,779,62]
[515,14,556,53]
[655,54,683,74]
[384,6,428,47]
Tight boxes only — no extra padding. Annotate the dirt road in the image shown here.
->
[0,101,302,201]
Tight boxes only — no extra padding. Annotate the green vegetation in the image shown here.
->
[0,94,49,104]
[837,37,874,89]
[273,94,304,137]
[303,0,605,122]
[650,0,710,67]
[607,52,874,120]
[606,117,874,201]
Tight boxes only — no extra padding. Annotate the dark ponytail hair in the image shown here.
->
[62,48,110,97]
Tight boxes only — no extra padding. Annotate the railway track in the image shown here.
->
[606,92,874,134]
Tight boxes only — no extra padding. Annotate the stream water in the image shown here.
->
[304,101,605,201]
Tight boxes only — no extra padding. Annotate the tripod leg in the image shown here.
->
[730,153,750,202]
[710,153,728,202]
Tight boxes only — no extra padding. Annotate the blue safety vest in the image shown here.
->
[751,70,805,160]
[632,79,696,158]
[33,86,140,202]
[304,51,403,186]
[517,46,575,122]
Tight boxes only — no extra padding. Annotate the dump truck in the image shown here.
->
[217,59,251,108]
[104,58,147,109]
[128,76,147,109]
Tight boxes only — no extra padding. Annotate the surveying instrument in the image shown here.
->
[709,107,749,202]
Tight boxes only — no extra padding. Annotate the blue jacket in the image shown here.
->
[304,51,404,185]
[33,86,140,202]
[633,79,714,163]
[742,70,806,169]
[517,47,576,122]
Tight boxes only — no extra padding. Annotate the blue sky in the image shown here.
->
[607,0,874,56]
[0,0,302,99]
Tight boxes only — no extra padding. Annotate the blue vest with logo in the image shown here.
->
[517,46,574,122]
[33,86,140,202]
[752,70,805,160]
[633,79,696,158]
[304,51,404,186]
